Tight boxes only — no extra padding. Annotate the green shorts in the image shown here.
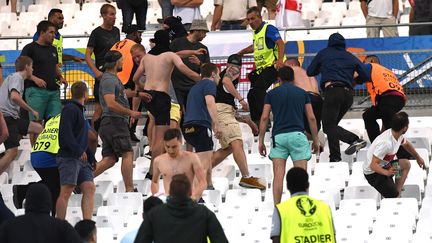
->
[25,87,61,121]
[269,131,311,161]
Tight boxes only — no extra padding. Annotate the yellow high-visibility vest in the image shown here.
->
[31,114,60,154]
[276,195,335,243]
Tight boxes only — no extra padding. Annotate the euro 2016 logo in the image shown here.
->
[296,197,317,217]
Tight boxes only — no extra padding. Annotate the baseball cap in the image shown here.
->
[124,24,144,34]
[227,54,242,66]
[104,50,122,64]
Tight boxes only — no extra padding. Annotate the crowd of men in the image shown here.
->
[0,2,427,243]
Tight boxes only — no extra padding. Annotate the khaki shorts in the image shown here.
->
[170,103,181,123]
[216,103,242,149]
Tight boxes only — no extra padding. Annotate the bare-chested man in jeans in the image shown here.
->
[151,128,207,201]
[132,44,201,179]
[285,57,323,141]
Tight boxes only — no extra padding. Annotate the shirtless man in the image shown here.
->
[132,44,201,179]
[151,128,207,200]
[285,57,323,139]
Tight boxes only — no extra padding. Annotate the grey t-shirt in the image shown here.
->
[99,72,130,120]
[0,72,25,119]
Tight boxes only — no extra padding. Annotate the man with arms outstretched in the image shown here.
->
[132,43,201,179]
[151,129,207,201]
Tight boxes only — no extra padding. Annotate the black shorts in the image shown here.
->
[143,90,171,126]
[94,79,100,102]
[99,117,132,161]
[304,92,323,134]
[183,124,213,152]
[4,116,29,150]
[364,172,399,198]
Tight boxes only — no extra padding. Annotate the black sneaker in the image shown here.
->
[207,185,215,190]
[345,139,367,155]
[145,172,153,181]
[144,151,152,160]
[12,184,28,209]
[130,133,140,142]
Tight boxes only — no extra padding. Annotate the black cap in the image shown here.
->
[104,50,122,63]
[124,24,143,34]
[227,54,242,66]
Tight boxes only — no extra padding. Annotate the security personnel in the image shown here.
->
[13,114,61,214]
[237,6,285,126]
[362,55,406,143]
[271,167,335,243]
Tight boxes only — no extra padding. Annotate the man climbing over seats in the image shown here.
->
[132,43,201,180]
[259,66,319,204]
[0,56,43,174]
[361,55,406,143]
[211,54,266,190]
[151,129,207,201]
[363,112,425,198]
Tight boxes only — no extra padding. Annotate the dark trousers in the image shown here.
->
[304,92,323,134]
[121,1,148,32]
[362,95,405,143]
[247,66,278,122]
[35,167,60,216]
[409,25,432,36]
[220,21,246,30]
[160,0,173,18]
[322,86,359,161]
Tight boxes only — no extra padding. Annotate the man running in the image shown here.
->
[132,44,201,179]
[151,129,207,201]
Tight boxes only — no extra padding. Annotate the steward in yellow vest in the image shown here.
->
[237,6,286,125]
[362,55,406,142]
[271,168,335,243]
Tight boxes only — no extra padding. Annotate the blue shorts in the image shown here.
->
[269,131,311,161]
[57,157,94,186]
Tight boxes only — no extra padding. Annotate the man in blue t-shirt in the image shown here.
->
[258,66,319,204]
[183,63,221,188]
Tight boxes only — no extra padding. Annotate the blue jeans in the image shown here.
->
[220,21,246,30]
[121,0,148,32]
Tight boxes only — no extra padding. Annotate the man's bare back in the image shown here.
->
[134,52,200,93]
[151,150,206,199]
[292,66,319,94]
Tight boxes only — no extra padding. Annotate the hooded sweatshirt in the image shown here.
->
[134,196,228,243]
[0,183,82,243]
[307,33,369,90]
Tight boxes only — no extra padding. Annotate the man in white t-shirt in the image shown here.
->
[360,0,399,37]
[363,112,425,198]
[275,0,304,28]
[172,0,203,30]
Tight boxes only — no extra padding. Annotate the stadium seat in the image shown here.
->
[368,231,412,243]
[11,171,41,185]
[212,177,229,196]
[69,193,103,215]
[413,232,432,243]
[201,189,222,208]
[406,136,431,155]
[314,161,350,184]
[2,196,17,213]
[94,180,114,201]
[225,188,262,208]
[0,183,13,197]
[97,205,134,227]
[343,185,380,205]
[379,198,419,219]
[65,206,83,225]
[308,185,338,210]
[117,179,148,195]
[95,227,115,243]
[0,172,8,184]
[107,192,143,215]
[338,198,377,221]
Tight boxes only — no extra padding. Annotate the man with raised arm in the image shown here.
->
[132,43,201,180]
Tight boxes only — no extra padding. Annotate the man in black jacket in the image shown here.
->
[0,183,82,243]
[307,33,369,162]
[55,81,96,220]
[134,174,228,243]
